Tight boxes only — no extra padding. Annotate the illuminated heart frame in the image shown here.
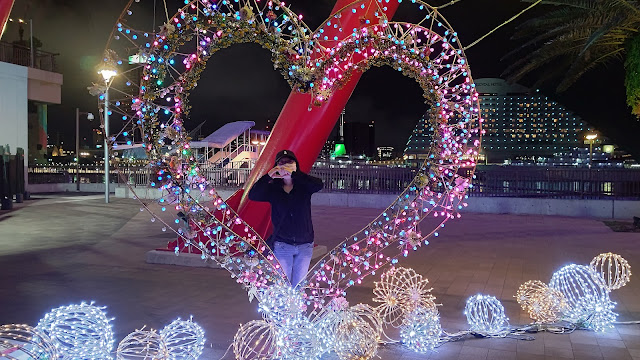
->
[97,0,482,310]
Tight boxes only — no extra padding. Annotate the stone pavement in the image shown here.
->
[0,194,639,359]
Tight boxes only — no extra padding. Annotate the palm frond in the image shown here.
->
[559,47,625,90]
[505,0,640,92]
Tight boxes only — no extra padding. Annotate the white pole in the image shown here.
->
[76,108,80,191]
[104,89,110,203]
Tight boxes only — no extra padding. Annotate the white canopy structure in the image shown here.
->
[190,121,255,149]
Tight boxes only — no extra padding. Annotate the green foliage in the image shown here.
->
[504,0,640,93]
[624,34,640,115]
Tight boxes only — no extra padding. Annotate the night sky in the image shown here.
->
[4,0,640,158]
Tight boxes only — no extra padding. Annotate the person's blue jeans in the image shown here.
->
[273,241,314,287]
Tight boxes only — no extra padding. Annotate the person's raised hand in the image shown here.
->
[281,162,297,174]
[268,166,283,179]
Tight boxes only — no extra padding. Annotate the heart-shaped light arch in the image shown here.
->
[97,0,481,310]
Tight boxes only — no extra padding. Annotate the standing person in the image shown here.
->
[248,150,324,287]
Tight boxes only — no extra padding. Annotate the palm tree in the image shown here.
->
[503,0,640,115]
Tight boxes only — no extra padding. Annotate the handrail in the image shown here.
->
[0,40,59,72]
[28,164,640,199]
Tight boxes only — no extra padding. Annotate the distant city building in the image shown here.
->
[377,146,394,160]
[344,121,375,158]
[476,78,592,162]
[403,114,432,166]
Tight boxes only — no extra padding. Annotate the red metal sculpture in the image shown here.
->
[225,0,401,240]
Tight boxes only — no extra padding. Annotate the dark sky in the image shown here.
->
[5,0,639,157]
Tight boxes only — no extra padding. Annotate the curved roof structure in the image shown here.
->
[190,121,255,149]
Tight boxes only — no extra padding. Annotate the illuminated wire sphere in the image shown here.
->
[159,318,205,360]
[257,282,306,325]
[464,294,510,335]
[516,280,569,323]
[332,304,382,360]
[313,298,351,354]
[117,329,169,360]
[0,324,59,360]
[373,267,436,328]
[399,306,442,353]
[516,280,548,308]
[36,302,114,360]
[233,320,278,360]
[549,264,617,331]
[275,318,323,360]
[590,252,632,291]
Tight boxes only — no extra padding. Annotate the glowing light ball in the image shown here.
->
[590,253,632,291]
[400,306,442,353]
[233,320,277,360]
[464,294,510,335]
[275,318,323,360]
[516,280,548,307]
[36,302,114,360]
[332,304,382,360]
[117,329,169,360]
[0,324,58,360]
[257,282,306,325]
[549,264,617,331]
[516,280,568,323]
[373,267,436,328]
[313,298,350,353]
[160,318,205,360]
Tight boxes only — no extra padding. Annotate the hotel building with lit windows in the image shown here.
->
[476,78,591,162]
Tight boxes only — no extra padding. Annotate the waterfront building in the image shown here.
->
[476,78,592,162]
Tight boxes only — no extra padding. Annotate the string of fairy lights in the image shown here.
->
[90,0,483,324]
[0,252,633,358]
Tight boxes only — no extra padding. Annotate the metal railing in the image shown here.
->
[28,165,118,184]
[469,166,640,199]
[310,166,416,194]
[0,41,59,72]
[27,164,640,199]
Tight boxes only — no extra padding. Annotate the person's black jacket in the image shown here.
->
[248,171,323,245]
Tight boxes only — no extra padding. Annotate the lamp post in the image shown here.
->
[585,133,598,169]
[9,18,33,66]
[99,68,116,203]
[75,109,94,191]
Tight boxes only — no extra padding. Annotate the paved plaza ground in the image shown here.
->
[1,194,639,359]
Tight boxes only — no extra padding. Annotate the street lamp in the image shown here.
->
[99,67,116,203]
[585,133,598,168]
[76,109,94,191]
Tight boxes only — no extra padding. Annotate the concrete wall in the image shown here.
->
[0,61,28,160]
[463,197,616,218]
[27,183,117,193]
[27,67,63,104]
[114,186,640,220]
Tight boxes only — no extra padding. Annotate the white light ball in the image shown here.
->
[117,329,169,360]
[0,324,59,360]
[233,320,277,360]
[36,302,114,360]
[400,306,442,353]
[257,282,306,325]
[550,264,617,331]
[332,304,381,360]
[275,318,323,360]
[464,294,510,335]
[160,318,205,360]
[590,252,632,291]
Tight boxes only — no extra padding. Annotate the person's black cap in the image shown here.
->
[274,149,297,165]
